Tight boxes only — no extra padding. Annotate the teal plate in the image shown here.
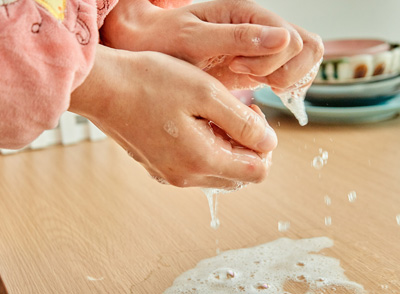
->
[254,87,400,124]
[306,75,400,107]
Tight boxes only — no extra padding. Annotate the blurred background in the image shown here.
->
[195,0,400,42]
[256,0,399,42]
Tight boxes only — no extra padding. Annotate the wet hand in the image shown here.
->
[70,47,277,189]
[101,0,323,91]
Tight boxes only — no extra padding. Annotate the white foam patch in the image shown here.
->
[163,237,366,294]
[276,58,323,126]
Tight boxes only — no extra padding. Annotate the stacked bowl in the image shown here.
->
[254,39,400,124]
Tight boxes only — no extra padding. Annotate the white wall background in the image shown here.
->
[194,0,400,42]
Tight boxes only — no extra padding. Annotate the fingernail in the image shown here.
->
[261,27,289,49]
[257,126,278,152]
[230,62,251,74]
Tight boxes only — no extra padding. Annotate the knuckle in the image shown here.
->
[239,112,262,143]
[290,30,304,55]
[233,25,250,45]
[309,33,325,60]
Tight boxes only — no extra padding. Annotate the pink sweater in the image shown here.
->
[0,0,190,149]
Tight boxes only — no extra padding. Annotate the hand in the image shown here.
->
[100,0,324,91]
[70,45,277,189]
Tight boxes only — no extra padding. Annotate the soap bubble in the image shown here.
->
[312,156,324,169]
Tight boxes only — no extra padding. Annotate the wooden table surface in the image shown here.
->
[0,111,399,294]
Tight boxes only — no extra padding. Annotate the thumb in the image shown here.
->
[197,84,278,153]
[196,22,290,57]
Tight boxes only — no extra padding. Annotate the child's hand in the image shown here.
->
[101,0,323,90]
[70,46,277,189]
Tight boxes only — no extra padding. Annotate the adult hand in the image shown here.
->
[100,0,324,91]
[70,45,277,189]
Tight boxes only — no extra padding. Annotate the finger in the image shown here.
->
[194,22,290,58]
[192,120,270,183]
[195,84,278,154]
[228,28,304,76]
[248,104,272,160]
[210,141,270,183]
[251,26,324,89]
[248,104,266,121]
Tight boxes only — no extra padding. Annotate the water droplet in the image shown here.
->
[396,214,400,225]
[163,120,179,138]
[324,195,332,206]
[252,37,261,46]
[278,221,290,232]
[210,218,220,230]
[348,191,357,203]
[312,156,324,169]
[381,284,389,290]
[321,151,328,162]
[325,216,332,226]
[87,276,104,281]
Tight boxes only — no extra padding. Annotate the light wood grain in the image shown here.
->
[0,112,399,294]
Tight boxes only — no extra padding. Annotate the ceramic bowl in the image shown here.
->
[314,39,400,84]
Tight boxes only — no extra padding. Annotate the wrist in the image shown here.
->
[69,45,128,122]
[100,0,159,50]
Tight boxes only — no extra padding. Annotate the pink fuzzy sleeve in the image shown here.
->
[96,0,119,28]
[0,0,98,148]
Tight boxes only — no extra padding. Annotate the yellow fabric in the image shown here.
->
[35,0,66,20]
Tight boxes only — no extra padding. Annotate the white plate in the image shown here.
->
[313,72,398,85]
[254,88,400,124]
